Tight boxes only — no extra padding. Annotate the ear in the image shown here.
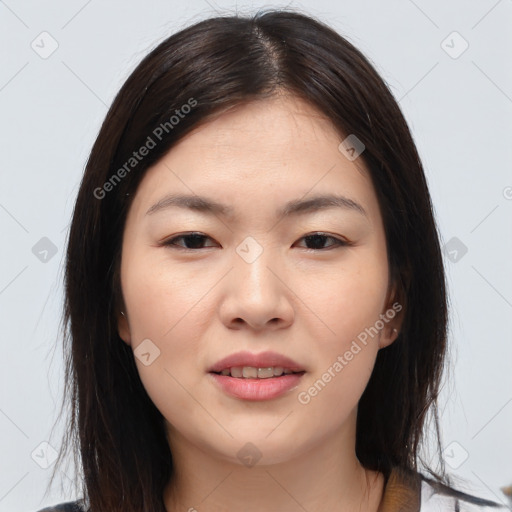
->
[378,280,405,350]
[117,309,132,346]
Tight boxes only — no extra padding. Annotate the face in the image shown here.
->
[117,94,401,466]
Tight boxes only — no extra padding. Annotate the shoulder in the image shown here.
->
[33,500,88,512]
[420,475,508,511]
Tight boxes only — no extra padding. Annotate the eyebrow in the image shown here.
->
[145,193,367,219]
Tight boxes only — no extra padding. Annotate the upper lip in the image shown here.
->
[208,351,306,373]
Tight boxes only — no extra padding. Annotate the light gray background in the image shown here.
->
[1,0,511,510]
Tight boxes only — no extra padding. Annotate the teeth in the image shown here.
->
[217,366,302,379]
[242,366,258,378]
[231,367,243,378]
[258,367,274,378]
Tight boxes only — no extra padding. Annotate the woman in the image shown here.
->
[35,9,505,512]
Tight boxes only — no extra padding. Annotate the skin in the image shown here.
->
[117,93,403,512]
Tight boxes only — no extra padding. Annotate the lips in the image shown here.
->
[207,351,306,401]
[209,371,305,400]
[208,350,306,374]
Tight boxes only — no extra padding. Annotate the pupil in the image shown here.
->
[306,234,325,249]
[185,234,205,249]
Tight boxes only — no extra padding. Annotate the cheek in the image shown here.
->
[299,250,389,348]
[122,249,208,340]
[121,250,214,413]
[295,270,387,425]
[124,266,207,370]
[293,248,388,414]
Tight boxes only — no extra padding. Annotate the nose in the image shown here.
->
[218,243,294,331]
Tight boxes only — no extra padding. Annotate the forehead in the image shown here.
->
[128,94,381,226]
[177,94,346,159]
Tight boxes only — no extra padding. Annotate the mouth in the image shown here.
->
[207,351,306,400]
[208,366,306,401]
[210,366,306,379]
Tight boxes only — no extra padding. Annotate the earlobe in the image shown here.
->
[117,310,132,345]
[378,279,405,349]
[379,326,400,349]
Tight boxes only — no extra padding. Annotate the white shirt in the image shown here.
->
[420,477,509,511]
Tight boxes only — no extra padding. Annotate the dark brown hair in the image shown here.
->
[47,8,502,511]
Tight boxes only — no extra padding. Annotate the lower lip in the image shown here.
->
[208,372,305,401]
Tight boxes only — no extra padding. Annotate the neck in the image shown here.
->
[163,409,385,512]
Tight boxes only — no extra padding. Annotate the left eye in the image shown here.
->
[296,233,349,250]
[161,232,349,251]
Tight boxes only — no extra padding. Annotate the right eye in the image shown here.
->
[161,232,218,250]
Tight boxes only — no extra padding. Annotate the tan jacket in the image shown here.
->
[378,466,507,511]
[378,466,422,512]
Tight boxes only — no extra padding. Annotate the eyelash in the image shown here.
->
[160,232,351,252]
